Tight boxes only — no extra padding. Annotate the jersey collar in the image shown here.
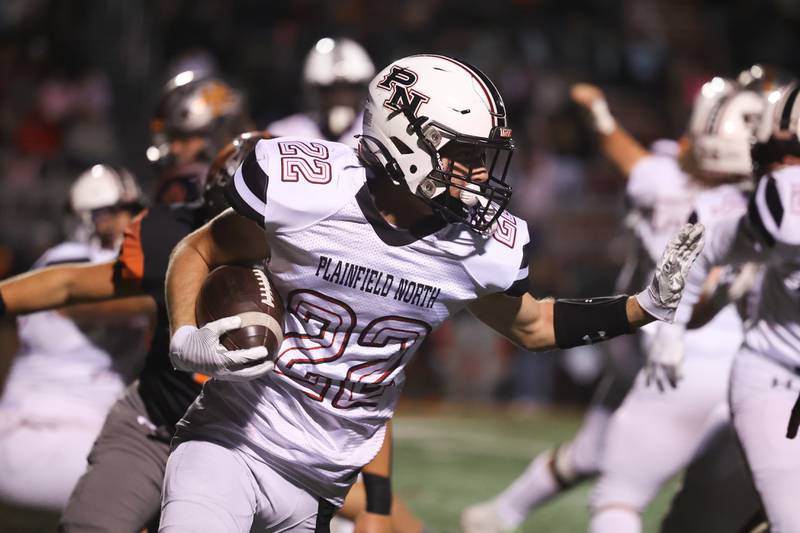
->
[355,181,447,247]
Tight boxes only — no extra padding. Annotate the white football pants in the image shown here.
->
[0,408,106,510]
[589,350,734,533]
[160,440,337,532]
[730,349,800,533]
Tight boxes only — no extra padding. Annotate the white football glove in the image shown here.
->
[169,316,274,382]
[636,223,705,323]
[644,322,686,391]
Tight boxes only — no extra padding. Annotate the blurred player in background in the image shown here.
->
[147,71,254,204]
[672,79,800,533]
[0,165,150,514]
[462,77,764,533]
[585,79,764,533]
[267,37,374,148]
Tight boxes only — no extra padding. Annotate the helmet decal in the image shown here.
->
[376,66,430,116]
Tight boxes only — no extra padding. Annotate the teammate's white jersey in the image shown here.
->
[267,112,363,149]
[1,242,142,420]
[175,137,530,504]
[678,165,800,368]
[626,154,703,261]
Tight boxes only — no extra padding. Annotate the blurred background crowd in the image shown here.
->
[1,0,799,406]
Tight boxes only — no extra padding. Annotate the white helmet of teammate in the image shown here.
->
[360,54,514,232]
[303,37,375,86]
[688,77,764,177]
[70,164,143,227]
[748,79,800,174]
[302,37,375,139]
[755,81,800,143]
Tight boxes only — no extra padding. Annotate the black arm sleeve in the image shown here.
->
[553,295,632,349]
[362,472,392,515]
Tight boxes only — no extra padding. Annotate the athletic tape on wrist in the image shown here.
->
[553,295,631,349]
[362,472,392,515]
[590,99,617,135]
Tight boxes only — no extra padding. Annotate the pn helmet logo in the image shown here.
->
[376,66,430,116]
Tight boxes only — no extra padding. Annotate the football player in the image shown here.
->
[0,165,149,513]
[462,78,765,533]
[160,54,704,532]
[0,135,422,533]
[147,71,253,204]
[671,80,800,532]
[267,37,374,148]
[586,79,765,533]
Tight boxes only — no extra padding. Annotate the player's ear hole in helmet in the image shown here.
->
[359,54,514,233]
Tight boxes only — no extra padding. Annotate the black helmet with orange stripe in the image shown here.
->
[147,71,252,169]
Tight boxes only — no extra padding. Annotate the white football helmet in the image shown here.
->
[360,54,514,232]
[70,164,142,218]
[69,164,144,243]
[755,81,800,143]
[302,37,375,140]
[688,77,764,177]
[749,79,800,173]
[303,37,375,86]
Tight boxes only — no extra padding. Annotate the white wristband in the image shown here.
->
[590,99,617,135]
[635,288,676,323]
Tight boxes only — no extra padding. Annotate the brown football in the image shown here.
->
[195,264,284,356]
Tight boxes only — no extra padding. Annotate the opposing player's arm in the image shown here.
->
[166,208,269,332]
[469,292,651,351]
[60,296,157,324]
[0,261,133,317]
[571,83,649,176]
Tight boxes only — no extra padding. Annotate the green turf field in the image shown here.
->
[393,406,680,533]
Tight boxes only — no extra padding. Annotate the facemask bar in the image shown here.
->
[401,105,514,232]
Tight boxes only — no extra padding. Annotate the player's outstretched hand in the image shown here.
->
[645,323,686,391]
[636,223,705,323]
[169,316,274,382]
[570,83,606,108]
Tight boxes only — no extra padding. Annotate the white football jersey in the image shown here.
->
[678,166,800,368]
[616,154,700,295]
[2,242,144,420]
[267,112,363,149]
[175,137,530,504]
[625,153,747,353]
[680,183,750,357]
[626,154,701,265]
